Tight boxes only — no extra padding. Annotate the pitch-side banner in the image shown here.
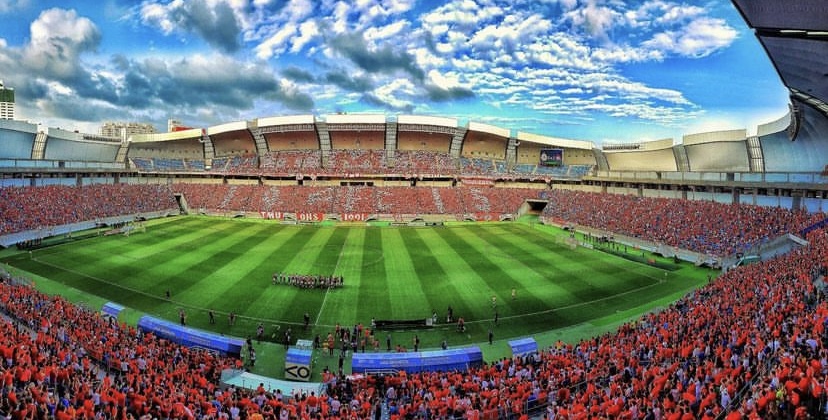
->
[295,213,325,222]
[259,212,326,221]
[259,211,286,220]
[340,213,370,222]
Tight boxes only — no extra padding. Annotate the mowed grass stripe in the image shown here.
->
[77,219,243,282]
[412,228,495,323]
[222,226,322,325]
[318,227,364,323]
[215,226,347,325]
[173,223,305,320]
[32,217,238,279]
[379,228,431,319]
[30,221,248,304]
[464,225,618,327]
[477,225,654,303]
[353,227,392,323]
[117,221,272,296]
[314,227,372,325]
[495,224,666,286]
[315,226,393,327]
[239,225,328,324]
[479,224,672,322]
[18,220,246,310]
[396,228,472,323]
[112,222,275,310]
[432,226,549,317]
[467,225,595,308]
[29,217,212,261]
[77,217,230,264]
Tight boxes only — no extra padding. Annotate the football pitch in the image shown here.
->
[2,216,707,354]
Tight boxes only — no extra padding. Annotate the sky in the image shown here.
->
[0,0,791,144]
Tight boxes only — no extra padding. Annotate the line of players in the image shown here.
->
[271,272,344,289]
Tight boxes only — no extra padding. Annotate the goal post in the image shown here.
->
[555,235,578,250]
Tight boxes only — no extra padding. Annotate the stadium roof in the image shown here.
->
[733,0,828,132]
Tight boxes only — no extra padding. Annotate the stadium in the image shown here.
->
[1,1,828,419]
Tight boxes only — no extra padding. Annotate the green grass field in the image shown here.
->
[1,216,710,379]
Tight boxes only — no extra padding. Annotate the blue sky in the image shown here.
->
[0,0,790,144]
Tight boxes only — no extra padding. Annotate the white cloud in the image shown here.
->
[22,8,100,79]
[250,0,318,58]
[282,0,315,22]
[643,17,737,58]
[291,20,320,53]
[421,1,503,30]
[450,56,486,72]
[411,47,447,69]
[140,2,177,34]
[563,0,619,40]
[0,0,29,14]
[373,78,416,109]
[328,1,351,34]
[364,20,408,42]
[255,26,296,59]
[654,4,705,25]
[623,1,704,28]
[428,69,465,91]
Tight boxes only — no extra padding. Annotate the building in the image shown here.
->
[99,121,157,140]
[0,81,14,120]
[168,118,194,132]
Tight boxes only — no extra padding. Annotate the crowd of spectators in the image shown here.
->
[327,150,386,176]
[129,148,592,180]
[541,189,825,257]
[0,184,178,236]
[171,184,540,218]
[209,155,259,174]
[1,204,827,419]
[391,151,458,176]
[459,157,496,176]
[259,151,322,175]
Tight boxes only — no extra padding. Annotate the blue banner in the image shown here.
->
[137,315,244,357]
[351,346,483,374]
[285,348,312,365]
[101,302,125,320]
[508,337,538,356]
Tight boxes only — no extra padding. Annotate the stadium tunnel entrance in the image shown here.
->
[521,199,548,216]
[174,193,189,214]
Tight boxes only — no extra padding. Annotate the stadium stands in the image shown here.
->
[125,145,595,180]
[0,184,177,236]
[169,184,538,218]
[224,154,259,174]
[259,150,321,175]
[541,189,824,257]
[392,150,457,176]
[459,157,496,176]
[327,150,386,175]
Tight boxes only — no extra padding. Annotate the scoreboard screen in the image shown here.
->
[539,148,563,166]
